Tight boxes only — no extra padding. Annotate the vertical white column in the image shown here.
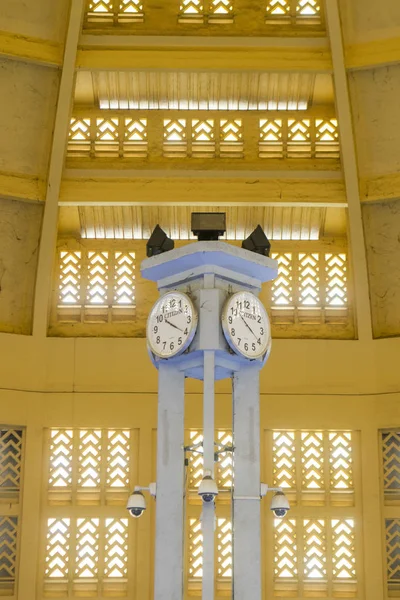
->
[202,351,215,600]
[154,362,185,600]
[233,366,262,600]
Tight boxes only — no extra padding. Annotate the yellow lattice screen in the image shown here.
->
[269,430,359,598]
[381,431,400,595]
[0,428,24,595]
[266,0,322,24]
[86,0,144,23]
[44,429,136,596]
[271,430,354,503]
[57,248,136,323]
[270,252,348,325]
[186,430,233,492]
[68,115,338,160]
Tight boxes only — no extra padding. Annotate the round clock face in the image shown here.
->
[147,291,198,359]
[221,291,271,359]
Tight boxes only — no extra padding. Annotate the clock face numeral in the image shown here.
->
[147,292,198,359]
[222,291,271,359]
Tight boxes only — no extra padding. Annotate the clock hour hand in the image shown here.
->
[239,312,258,340]
[165,318,183,333]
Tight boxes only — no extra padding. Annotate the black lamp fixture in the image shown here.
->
[242,225,271,257]
[191,212,226,241]
[146,225,175,257]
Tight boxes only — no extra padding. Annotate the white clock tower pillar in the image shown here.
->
[141,241,277,600]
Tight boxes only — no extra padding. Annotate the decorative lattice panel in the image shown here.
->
[329,432,353,490]
[301,432,324,490]
[106,430,130,488]
[45,518,71,580]
[113,253,135,306]
[0,429,23,493]
[78,430,102,489]
[217,519,232,579]
[75,518,99,579]
[123,118,147,156]
[192,119,215,157]
[331,519,356,580]
[179,0,204,21]
[271,430,354,497]
[298,253,320,307]
[104,519,128,578]
[288,119,311,157]
[325,254,347,307]
[0,517,18,587]
[118,0,144,21]
[95,118,119,156]
[163,119,187,156]
[86,252,109,306]
[382,431,400,493]
[297,0,320,17]
[386,519,400,585]
[220,119,243,156]
[87,0,113,18]
[209,0,234,21]
[216,431,233,490]
[303,519,326,579]
[273,431,296,490]
[316,119,339,158]
[271,254,293,307]
[68,118,91,156]
[259,119,283,157]
[266,0,289,16]
[274,518,297,579]
[188,518,203,579]
[188,431,204,490]
[58,252,81,306]
[48,430,73,489]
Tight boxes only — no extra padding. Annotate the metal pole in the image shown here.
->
[232,366,262,600]
[202,350,215,600]
[154,362,185,600]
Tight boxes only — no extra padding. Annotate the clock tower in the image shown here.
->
[141,234,277,600]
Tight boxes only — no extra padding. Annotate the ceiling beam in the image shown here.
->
[60,172,346,207]
[32,0,85,339]
[76,44,332,72]
[325,7,373,328]
[346,37,400,71]
[360,172,400,204]
[0,171,45,203]
[0,29,63,68]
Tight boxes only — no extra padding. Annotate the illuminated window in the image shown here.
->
[186,430,233,492]
[266,0,322,25]
[272,430,354,500]
[44,429,135,595]
[86,0,144,23]
[57,248,136,323]
[270,252,348,325]
[0,428,24,595]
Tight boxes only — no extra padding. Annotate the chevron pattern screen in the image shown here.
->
[0,428,24,594]
[382,431,400,496]
[44,428,135,595]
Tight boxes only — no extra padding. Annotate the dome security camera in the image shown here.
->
[270,491,290,518]
[126,490,146,518]
[198,471,218,504]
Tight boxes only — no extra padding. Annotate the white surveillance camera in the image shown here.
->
[126,490,146,518]
[198,470,218,504]
[270,491,290,518]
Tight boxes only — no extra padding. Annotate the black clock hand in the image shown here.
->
[239,312,258,340]
[165,318,183,333]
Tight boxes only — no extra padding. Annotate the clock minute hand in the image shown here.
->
[239,312,258,340]
[165,318,183,333]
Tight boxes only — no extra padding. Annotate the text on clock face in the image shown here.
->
[223,292,270,359]
[148,292,197,358]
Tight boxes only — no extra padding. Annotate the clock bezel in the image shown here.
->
[147,291,198,359]
[221,291,271,360]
